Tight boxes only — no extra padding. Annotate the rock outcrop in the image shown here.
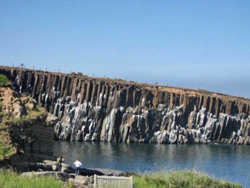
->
[1,66,250,145]
[20,159,130,188]
[0,85,57,168]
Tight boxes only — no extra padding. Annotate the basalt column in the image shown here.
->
[0,66,250,145]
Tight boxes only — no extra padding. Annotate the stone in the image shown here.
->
[21,171,70,182]
[169,130,178,144]
[15,162,53,172]
[1,66,250,145]
[69,176,94,188]
[68,178,91,188]
[46,113,59,126]
[13,103,25,118]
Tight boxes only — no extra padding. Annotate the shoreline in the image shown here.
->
[0,165,243,188]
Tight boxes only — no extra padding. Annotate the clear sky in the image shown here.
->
[0,1,249,98]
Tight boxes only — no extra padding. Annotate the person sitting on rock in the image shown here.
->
[74,159,82,175]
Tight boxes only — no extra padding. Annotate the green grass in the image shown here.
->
[0,170,71,188]
[8,109,47,125]
[0,169,242,188]
[0,145,16,161]
[0,75,9,87]
[0,123,16,160]
[134,170,242,188]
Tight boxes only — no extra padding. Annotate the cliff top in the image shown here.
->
[0,65,249,105]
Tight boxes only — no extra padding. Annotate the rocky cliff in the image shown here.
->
[0,66,250,145]
[0,84,57,169]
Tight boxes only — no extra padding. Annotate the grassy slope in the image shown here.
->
[0,171,70,188]
[134,170,242,188]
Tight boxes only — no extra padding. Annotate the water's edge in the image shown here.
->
[53,141,250,187]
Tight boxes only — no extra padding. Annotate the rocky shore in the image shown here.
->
[20,158,130,188]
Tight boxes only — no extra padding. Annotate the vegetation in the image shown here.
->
[134,170,242,188]
[0,110,16,160]
[0,107,47,160]
[0,119,17,160]
[0,170,242,188]
[0,170,71,188]
[0,75,9,87]
[8,107,47,125]
[68,72,89,78]
[0,80,47,160]
[198,88,211,94]
[0,125,16,160]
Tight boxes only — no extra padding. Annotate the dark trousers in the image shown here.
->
[58,164,62,172]
[75,167,80,175]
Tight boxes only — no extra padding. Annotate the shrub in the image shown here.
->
[0,75,9,87]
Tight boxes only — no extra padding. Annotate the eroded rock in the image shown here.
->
[1,66,250,145]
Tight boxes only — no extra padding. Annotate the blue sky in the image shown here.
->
[0,1,249,98]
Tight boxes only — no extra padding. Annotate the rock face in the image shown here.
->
[1,66,250,145]
[0,86,57,168]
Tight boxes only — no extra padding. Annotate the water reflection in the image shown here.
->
[53,141,250,187]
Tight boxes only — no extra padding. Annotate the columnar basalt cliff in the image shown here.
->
[1,66,250,145]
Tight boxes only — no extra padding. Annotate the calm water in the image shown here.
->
[53,141,250,187]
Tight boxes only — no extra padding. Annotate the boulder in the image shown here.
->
[21,171,72,182]
[68,176,94,188]
[46,113,59,126]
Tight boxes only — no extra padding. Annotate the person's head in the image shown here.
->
[60,156,63,159]
[76,159,78,161]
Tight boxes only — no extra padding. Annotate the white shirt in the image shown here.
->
[74,161,82,168]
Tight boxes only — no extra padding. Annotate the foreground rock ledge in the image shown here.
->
[20,159,131,188]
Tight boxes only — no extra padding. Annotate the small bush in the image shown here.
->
[0,75,9,87]
[115,78,126,82]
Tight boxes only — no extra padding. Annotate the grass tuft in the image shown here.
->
[0,170,71,188]
[134,170,242,188]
